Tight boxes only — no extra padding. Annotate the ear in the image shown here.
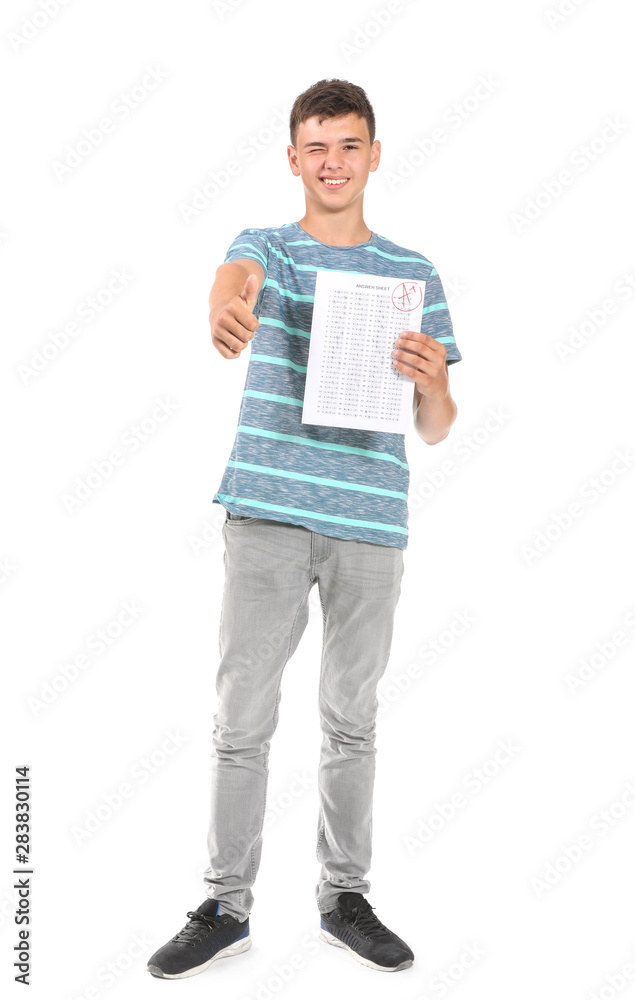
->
[287,145,301,177]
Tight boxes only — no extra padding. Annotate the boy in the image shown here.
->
[147,78,461,979]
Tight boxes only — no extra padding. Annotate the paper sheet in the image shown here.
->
[301,269,426,434]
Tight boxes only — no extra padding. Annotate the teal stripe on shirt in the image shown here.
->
[250,354,308,373]
[243,390,304,406]
[217,494,408,535]
[224,242,267,270]
[236,424,409,468]
[227,459,408,499]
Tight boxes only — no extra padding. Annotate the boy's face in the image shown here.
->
[288,113,380,209]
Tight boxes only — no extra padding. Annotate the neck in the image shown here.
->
[297,210,371,246]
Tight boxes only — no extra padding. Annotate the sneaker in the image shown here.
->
[319,891,414,972]
[147,898,251,979]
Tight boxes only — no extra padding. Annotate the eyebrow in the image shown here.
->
[303,137,366,148]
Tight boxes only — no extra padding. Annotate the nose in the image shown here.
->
[323,154,346,173]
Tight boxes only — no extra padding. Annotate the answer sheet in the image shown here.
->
[301,270,426,433]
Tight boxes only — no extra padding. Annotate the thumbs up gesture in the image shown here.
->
[210,271,261,359]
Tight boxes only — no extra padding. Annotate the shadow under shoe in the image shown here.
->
[147,898,251,979]
[319,891,414,973]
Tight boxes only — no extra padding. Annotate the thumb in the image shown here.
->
[240,273,259,313]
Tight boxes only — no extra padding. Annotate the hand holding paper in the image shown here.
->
[392,330,448,401]
[301,270,427,433]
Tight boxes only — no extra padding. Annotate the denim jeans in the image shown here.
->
[202,510,405,920]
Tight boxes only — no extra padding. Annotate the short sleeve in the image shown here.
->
[224,228,269,282]
[421,266,462,365]
[223,228,269,317]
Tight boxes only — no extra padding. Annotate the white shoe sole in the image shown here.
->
[147,934,252,979]
[319,928,413,972]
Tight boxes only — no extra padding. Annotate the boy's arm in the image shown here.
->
[208,258,265,358]
[400,261,460,443]
[411,361,458,445]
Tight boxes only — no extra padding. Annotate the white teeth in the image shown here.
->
[322,178,348,185]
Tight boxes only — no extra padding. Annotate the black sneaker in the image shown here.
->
[319,891,414,972]
[147,898,251,979]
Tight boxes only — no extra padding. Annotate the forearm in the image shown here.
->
[208,261,249,323]
[413,382,457,445]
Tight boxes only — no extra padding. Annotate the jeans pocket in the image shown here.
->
[225,510,259,524]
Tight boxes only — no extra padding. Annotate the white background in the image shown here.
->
[2,1,634,997]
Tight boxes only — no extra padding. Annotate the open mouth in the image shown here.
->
[320,177,349,190]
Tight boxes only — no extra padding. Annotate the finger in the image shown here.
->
[234,295,260,335]
[212,334,243,359]
[395,344,446,372]
[392,343,438,367]
[217,308,255,349]
[392,355,439,379]
[240,273,259,313]
[395,332,441,356]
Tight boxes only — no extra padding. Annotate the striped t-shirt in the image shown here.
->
[213,221,462,549]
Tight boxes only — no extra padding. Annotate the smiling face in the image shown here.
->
[288,112,380,211]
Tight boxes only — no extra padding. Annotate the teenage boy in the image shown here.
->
[147,78,461,979]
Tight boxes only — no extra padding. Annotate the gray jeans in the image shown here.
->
[202,510,405,920]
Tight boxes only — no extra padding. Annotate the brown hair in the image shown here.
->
[289,78,376,149]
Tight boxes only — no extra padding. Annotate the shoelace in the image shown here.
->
[342,904,391,939]
[174,910,223,942]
